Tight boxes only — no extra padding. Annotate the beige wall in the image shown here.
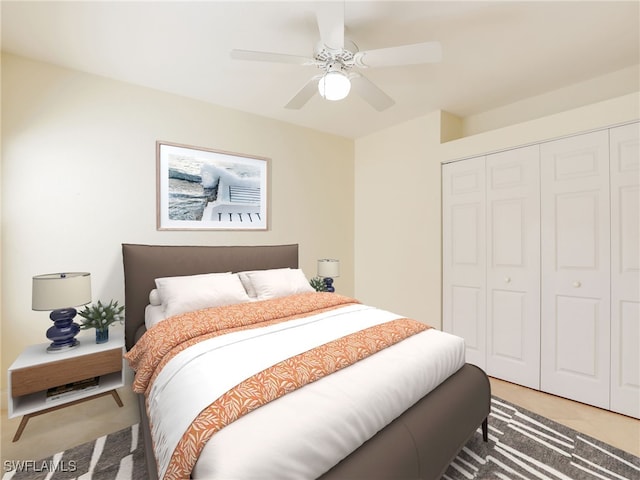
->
[3,51,639,397]
[354,111,445,324]
[462,65,640,136]
[354,92,639,329]
[443,92,640,162]
[1,53,355,392]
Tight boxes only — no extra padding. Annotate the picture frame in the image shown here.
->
[157,141,269,230]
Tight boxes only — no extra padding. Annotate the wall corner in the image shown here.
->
[440,111,464,143]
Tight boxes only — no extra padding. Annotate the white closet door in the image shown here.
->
[443,157,486,368]
[610,123,640,418]
[486,146,541,389]
[541,130,611,409]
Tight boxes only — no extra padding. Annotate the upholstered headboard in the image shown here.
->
[121,243,299,350]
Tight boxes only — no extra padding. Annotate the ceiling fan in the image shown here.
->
[230,3,442,111]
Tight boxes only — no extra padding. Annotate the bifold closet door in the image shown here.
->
[442,157,486,368]
[540,130,611,409]
[485,146,541,389]
[610,123,640,418]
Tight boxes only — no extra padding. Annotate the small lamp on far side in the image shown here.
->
[32,272,91,353]
[317,259,340,293]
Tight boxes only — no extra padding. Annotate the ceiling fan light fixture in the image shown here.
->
[318,70,351,101]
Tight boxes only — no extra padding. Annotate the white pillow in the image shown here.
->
[145,304,166,329]
[247,268,314,301]
[149,289,162,306]
[155,272,250,317]
[238,268,290,298]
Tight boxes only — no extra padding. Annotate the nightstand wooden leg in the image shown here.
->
[13,415,31,442]
[111,389,124,408]
[11,389,124,442]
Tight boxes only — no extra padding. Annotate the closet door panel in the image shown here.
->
[443,157,486,368]
[486,146,540,389]
[491,290,526,358]
[541,130,610,409]
[555,296,599,376]
[610,123,640,418]
[450,286,483,353]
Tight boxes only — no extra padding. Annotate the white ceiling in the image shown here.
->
[2,1,639,138]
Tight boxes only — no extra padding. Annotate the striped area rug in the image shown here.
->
[3,398,638,479]
[442,397,640,480]
[2,424,145,480]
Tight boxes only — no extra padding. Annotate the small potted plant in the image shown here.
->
[77,299,124,344]
[309,277,328,292]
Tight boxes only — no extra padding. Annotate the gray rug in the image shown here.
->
[442,397,640,480]
[3,398,638,479]
[2,424,146,480]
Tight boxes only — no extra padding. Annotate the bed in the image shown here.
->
[122,243,490,480]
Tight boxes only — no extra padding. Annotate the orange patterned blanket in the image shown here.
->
[125,292,360,394]
[125,293,430,480]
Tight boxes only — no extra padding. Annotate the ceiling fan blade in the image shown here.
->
[231,49,320,66]
[354,41,442,68]
[316,2,344,50]
[285,75,323,109]
[349,73,395,111]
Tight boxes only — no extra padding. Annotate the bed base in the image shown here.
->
[137,364,489,480]
[138,364,491,480]
[123,244,490,479]
[319,363,490,480]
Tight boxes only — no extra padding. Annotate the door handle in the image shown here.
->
[573,281,582,288]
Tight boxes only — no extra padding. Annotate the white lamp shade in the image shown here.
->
[32,272,92,311]
[318,71,351,101]
[317,259,340,278]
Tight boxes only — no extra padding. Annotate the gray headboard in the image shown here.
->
[121,243,299,350]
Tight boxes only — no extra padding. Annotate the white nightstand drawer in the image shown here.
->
[7,328,126,440]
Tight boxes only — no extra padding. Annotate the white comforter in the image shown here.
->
[147,304,465,479]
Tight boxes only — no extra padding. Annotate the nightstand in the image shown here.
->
[7,328,125,442]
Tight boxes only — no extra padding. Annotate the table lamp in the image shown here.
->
[317,259,340,292]
[32,272,92,353]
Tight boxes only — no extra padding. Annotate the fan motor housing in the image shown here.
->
[314,40,358,67]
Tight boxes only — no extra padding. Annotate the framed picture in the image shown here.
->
[157,141,268,230]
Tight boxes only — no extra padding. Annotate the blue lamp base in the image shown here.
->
[46,308,81,353]
[323,277,335,293]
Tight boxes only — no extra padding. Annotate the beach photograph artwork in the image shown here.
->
[157,142,268,230]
